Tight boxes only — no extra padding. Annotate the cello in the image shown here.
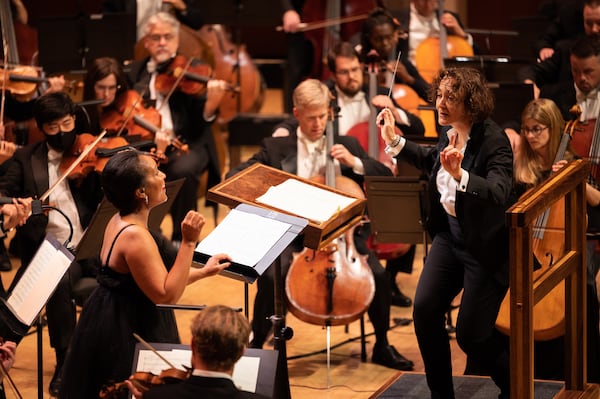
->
[285,103,375,328]
[413,0,473,83]
[495,111,579,341]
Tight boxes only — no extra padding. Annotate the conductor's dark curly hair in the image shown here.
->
[429,67,494,124]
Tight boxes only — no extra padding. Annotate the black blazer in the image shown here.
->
[0,139,103,265]
[397,119,514,283]
[144,375,269,399]
[227,132,393,183]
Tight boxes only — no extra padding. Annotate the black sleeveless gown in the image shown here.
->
[58,227,180,399]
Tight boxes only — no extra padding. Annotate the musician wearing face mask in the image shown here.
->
[0,92,104,396]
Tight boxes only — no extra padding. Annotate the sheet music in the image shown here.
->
[256,179,357,223]
[136,348,261,393]
[195,208,291,266]
[232,356,260,393]
[6,236,73,325]
[136,349,192,374]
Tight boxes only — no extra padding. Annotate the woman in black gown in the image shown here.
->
[58,149,231,399]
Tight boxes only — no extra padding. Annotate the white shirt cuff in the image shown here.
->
[456,168,469,192]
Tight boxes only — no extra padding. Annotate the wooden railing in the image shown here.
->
[506,159,599,398]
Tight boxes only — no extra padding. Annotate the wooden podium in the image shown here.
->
[208,163,366,249]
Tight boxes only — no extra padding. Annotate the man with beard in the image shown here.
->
[272,42,424,309]
[0,92,104,395]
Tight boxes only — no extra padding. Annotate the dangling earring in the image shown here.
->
[144,193,149,206]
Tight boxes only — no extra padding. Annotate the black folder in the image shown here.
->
[193,203,308,283]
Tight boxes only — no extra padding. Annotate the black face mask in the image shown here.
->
[45,129,77,152]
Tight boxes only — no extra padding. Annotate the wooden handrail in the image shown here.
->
[506,159,599,398]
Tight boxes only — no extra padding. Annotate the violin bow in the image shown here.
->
[159,57,194,111]
[40,129,109,202]
[275,13,369,33]
[132,333,178,370]
[0,28,8,136]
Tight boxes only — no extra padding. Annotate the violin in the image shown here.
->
[154,55,238,97]
[99,368,191,398]
[131,114,190,157]
[58,132,156,182]
[100,90,161,140]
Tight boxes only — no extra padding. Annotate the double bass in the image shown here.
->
[285,104,375,328]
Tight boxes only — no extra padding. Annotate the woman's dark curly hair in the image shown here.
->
[101,149,147,216]
[429,67,494,124]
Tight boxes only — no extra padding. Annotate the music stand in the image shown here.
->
[364,176,429,248]
[38,13,135,73]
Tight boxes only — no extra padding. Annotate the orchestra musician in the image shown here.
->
[102,0,204,39]
[502,98,600,382]
[392,0,474,68]
[125,305,269,399]
[520,0,600,104]
[379,67,512,398]
[228,78,415,371]
[0,92,104,396]
[272,41,424,307]
[126,11,227,246]
[58,149,231,399]
[358,7,431,102]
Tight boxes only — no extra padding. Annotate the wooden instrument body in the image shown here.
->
[415,36,473,83]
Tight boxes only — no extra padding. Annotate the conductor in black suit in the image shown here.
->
[379,67,513,398]
[228,78,414,371]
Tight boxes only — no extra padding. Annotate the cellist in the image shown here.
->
[272,42,424,307]
[227,78,414,371]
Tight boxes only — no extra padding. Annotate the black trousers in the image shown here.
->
[162,145,209,241]
[413,231,510,399]
[251,228,391,347]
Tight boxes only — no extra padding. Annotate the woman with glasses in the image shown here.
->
[379,67,513,399]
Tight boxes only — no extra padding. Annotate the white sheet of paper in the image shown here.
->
[195,208,291,266]
[136,348,261,393]
[7,238,72,325]
[136,349,191,374]
[256,179,357,223]
[232,356,260,393]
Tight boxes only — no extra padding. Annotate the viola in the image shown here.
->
[99,368,191,398]
[154,55,238,97]
[100,90,161,140]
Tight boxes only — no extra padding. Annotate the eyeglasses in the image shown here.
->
[521,125,548,136]
[94,83,119,92]
[44,116,75,134]
[335,66,362,76]
[147,33,176,42]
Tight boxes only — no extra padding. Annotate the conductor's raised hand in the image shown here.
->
[377,108,397,144]
[180,211,205,245]
[440,133,464,180]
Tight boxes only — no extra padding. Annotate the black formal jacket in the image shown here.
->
[397,119,514,284]
[227,132,392,182]
[0,139,103,266]
[102,0,204,30]
[324,80,425,136]
[127,57,222,191]
[144,375,269,399]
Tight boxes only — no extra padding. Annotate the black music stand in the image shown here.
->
[38,12,135,73]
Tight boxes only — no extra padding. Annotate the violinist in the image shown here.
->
[358,8,431,102]
[378,67,512,398]
[228,79,414,371]
[273,42,424,307]
[127,11,226,246]
[82,57,170,155]
[0,92,104,396]
[125,305,268,399]
[59,149,231,399]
